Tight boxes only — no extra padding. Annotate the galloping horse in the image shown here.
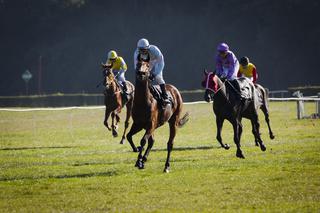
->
[126,61,189,173]
[103,65,139,152]
[202,70,274,158]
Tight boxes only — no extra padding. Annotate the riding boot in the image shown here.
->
[122,81,129,95]
[160,84,171,106]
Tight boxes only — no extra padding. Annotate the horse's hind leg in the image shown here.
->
[120,101,132,144]
[164,120,177,173]
[251,120,259,146]
[251,114,266,151]
[261,105,275,139]
[103,108,112,131]
[126,122,142,152]
[216,117,230,149]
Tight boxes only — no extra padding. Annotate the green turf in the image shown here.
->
[0,102,319,212]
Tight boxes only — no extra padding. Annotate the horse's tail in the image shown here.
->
[177,112,190,128]
[261,86,269,107]
[255,84,268,104]
[264,87,269,101]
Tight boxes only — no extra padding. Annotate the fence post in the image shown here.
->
[317,93,320,116]
[294,91,304,119]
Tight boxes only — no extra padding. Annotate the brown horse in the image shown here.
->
[103,66,139,152]
[202,70,274,158]
[126,61,189,173]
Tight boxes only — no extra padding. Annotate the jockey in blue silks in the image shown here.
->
[134,38,170,105]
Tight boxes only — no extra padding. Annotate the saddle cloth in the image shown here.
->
[234,77,253,100]
[148,85,174,107]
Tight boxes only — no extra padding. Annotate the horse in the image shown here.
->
[102,65,139,152]
[126,61,189,173]
[201,70,274,158]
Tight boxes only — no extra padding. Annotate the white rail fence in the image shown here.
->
[1,94,319,120]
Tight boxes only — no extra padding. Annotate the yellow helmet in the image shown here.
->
[108,50,118,60]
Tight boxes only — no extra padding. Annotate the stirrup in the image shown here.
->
[162,98,171,105]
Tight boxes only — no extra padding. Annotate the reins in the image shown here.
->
[205,74,231,104]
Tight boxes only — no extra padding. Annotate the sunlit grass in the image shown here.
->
[0,102,319,212]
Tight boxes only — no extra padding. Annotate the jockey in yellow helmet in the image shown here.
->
[103,50,129,94]
[237,56,258,84]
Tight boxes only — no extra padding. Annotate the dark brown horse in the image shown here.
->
[103,66,139,152]
[202,70,274,158]
[126,61,189,173]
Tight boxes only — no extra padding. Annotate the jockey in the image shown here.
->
[215,42,245,99]
[134,38,170,105]
[103,50,129,94]
[215,42,239,81]
[237,56,258,84]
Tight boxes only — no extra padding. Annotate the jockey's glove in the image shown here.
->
[220,76,227,82]
[149,74,155,81]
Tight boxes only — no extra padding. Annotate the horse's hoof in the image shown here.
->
[260,144,266,151]
[138,162,144,169]
[270,134,275,140]
[137,146,143,152]
[236,151,245,159]
[142,156,147,163]
[112,131,118,137]
[163,168,170,173]
[120,138,125,144]
[224,144,230,150]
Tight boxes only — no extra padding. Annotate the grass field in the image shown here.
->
[0,102,319,212]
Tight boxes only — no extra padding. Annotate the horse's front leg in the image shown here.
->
[136,130,152,169]
[142,134,155,163]
[126,122,142,152]
[103,108,112,131]
[111,112,118,137]
[216,117,230,149]
[232,119,245,159]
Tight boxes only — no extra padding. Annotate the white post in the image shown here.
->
[294,91,304,119]
[317,93,320,116]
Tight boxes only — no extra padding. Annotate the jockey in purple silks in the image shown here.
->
[215,42,239,81]
[215,42,245,100]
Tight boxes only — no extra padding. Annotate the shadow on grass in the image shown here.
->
[152,145,216,152]
[0,146,77,151]
[0,171,118,182]
[123,145,219,153]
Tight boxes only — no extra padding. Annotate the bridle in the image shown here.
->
[136,61,150,81]
[205,72,224,97]
[104,68,121,96]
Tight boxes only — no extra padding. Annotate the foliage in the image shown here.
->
[0,102,319,212]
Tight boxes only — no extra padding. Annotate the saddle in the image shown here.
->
[118,82,132,104]
[148,85,174,107]
[228,78,253,100]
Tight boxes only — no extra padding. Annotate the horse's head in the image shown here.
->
[201,69,219,102]
[136,61,150,81]
[102,64,117,92]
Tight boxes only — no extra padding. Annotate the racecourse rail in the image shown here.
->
[0,98,319,112]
